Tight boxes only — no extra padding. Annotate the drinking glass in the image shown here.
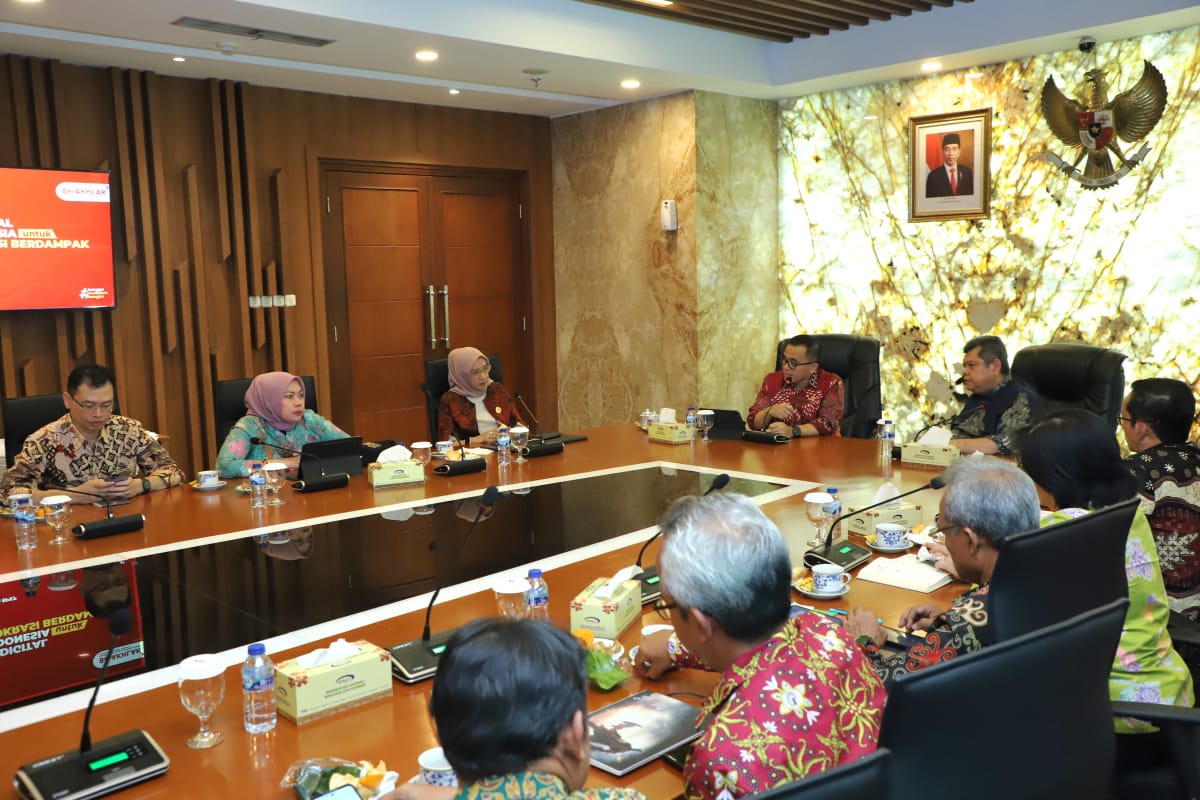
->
[510,426,530,463]
[696,410,714,442]
[178,654,225,749]
[263,463,287,506]
[40,495,72,545]
[803,492,833,548]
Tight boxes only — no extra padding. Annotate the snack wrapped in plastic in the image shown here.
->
[281,758,396,799]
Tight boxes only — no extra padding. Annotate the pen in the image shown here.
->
[796,604,883,625]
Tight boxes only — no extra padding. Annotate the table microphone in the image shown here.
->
[80,608,133,752]
[389,485,499,683]
[636,473,730,603]
[804,474,946,570]
[514,391,561,443]
[50,486,146,539]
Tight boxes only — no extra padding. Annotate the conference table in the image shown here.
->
[0,424,961,799]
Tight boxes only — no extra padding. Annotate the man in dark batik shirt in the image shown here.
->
[950,335,1042,455]
[1121,378,1200,618]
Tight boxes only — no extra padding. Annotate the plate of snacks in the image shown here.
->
[282,758,396,799]
[573,629,630,690]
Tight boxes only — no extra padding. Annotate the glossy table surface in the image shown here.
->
[0,425,961,799]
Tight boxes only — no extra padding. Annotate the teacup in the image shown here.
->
[874,523,909,548]
[811,563,851,594]
[197,470,220,488]
[435,440,452,456]
[418,747,458,787]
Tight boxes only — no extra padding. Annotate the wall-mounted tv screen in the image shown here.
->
[0,166,116,311]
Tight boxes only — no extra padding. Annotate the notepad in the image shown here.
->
[856,553,954,593]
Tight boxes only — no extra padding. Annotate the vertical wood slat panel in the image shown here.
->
[53,316,71,386]
[238,84,267,351]
[265,260,281,366]
[70,312,87,358]
[146,74,178,355]
[28,58,53,166]
[223,81,253,373]
[174,265,203,463]
[184,164,217,463]
[7,56,33,166]
[127,71,168,428]
[270,169,295,370]
[208,80,231,262]
[0,320,16,391]
[49,59,69,167]
[110,68,138,263]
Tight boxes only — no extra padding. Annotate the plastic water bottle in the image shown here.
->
[824,487,842,540]
[249,462,268,508]
[685,407,698,439]
[241,642,277,733]
[525,568,550,621]
[878,418,895,461]
[10,494,37,551]
[496,426,511,466]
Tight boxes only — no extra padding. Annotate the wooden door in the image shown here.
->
[321,167,527,444]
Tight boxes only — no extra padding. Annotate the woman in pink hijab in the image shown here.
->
[437,347,522,445]
[215,372,347,478]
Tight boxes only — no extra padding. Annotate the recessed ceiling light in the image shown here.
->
[921,61,943,72]
[621,79,641,90]
[634,0,674,6]
[15,0,44,4]
[173,57,186,63]
[415,50,438,62]
[448,89,461,95]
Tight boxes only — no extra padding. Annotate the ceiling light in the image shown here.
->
[621,79,641,90]
[921,61,943,72]
[173,57,186,63]
[634,0,674,6]
[415,50,438,62]
[15,0,44,4]
[448,89,461,95]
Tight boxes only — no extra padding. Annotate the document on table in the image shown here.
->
[857,553,953,593]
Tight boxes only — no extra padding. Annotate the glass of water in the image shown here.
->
[510,426,530,463]
[696,410,715,442]
[803,492,833,548]
[178,654,225,749]
[40,495,72,545]
[263,463,287,505]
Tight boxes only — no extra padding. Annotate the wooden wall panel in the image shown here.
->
[0,54,557,475]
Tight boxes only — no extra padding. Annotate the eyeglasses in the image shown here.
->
[1116,415,1136,425]
[653,597,679,620]
[930,522,962,539]
[70,397,114,412]
[782,359,817,369]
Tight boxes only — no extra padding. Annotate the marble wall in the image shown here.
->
[779,26,1200,438]
[553,91,778,430]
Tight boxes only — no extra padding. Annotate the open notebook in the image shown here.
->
[856,553,953,593]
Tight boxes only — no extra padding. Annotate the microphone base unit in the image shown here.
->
[71,515,145,540]
[15,729,169,800]
[637,565,663,605]
[388,629,458,684]
[803,540,873,572]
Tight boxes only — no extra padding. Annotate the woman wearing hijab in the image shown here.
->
[216,372,347,478]
[437,347,522,446]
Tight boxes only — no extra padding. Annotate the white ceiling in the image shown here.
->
[1,0,1199,117]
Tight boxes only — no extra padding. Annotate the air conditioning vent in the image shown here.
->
[172,17,335,48]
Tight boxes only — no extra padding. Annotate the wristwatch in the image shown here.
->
[792,424,802,438]
[141,477,152,494]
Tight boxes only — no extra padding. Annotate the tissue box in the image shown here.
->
[845,502,926,536]
[368,460,426,488]
[274,640,393,725]
[570,577,642,639]
[901,443,960,468]
[648,422,693,445]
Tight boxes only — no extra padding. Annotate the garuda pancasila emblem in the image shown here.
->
[1040,60,1168,189]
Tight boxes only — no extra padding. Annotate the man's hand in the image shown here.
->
[844,608,886,646]
[71,477,130,501]
[637,629,675,680]
[898,603,946,632]
[769,402,796,422]
[766,422,794,438]
[378,783,456,800]
[926,541,959,578]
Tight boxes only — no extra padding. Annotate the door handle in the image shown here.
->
[439,284,450,347]
[425,285,437,349]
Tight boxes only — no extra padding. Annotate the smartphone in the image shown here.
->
[882,625,927,649]
[318,785,363,800]
[107,471,130,482]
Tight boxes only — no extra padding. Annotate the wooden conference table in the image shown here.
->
[0,424,961,799]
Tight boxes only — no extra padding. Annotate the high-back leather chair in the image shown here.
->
[989,498,1136,641]
[3,392,121,458]
[214,376,317,449]
[752,749,889,800]
[1010,343,1127,422]
[776,335,881,439]
[879,599,1127,800]
[421,355,503,441]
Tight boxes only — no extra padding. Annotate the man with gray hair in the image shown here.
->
[637,493,885,800]
[844,457,1040,684]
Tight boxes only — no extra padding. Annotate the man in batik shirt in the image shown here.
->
[638,494,884,800]
[1121,378,1200,618]
[949,335,1042,455]
[749,335,843,438]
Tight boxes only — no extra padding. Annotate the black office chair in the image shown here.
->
[214,376,317,448]
[421,355,503,441]
[753,750,889,800]
[775,335,881,439]
[3,392,121,458]
[879,599,1127,800]
[988,498,1136,641]
[1010,342,1127,422]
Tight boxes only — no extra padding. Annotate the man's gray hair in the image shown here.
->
[658,493,792,641]
[941,457,1039,546]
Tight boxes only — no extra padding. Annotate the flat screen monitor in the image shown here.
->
[0,166,116,311]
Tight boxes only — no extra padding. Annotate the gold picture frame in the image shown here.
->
[909,108,992,222]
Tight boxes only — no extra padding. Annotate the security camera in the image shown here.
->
[1078,36,1096,53]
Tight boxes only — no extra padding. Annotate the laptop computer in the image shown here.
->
[706,409,748,440]
[300,436,364,480]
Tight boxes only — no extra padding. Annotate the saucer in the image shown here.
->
[866,535,913,553]
[794,583,851,600]
[594,638,625,659]
[235,483,251,494]
[189,479,227,492]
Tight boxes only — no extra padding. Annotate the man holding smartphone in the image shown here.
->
[0,364,184,503]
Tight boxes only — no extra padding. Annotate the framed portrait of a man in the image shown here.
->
[909,108,992,222]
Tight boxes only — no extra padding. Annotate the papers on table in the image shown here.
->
[857,553,953,593]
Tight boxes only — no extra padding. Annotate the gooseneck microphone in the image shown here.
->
[389,486,500,683]
[513,391,561,444]
[80,608,133,752]
[249,435,300,457]
[51,486,146,539]
[636,473,730,603]
[913,415,958,442]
